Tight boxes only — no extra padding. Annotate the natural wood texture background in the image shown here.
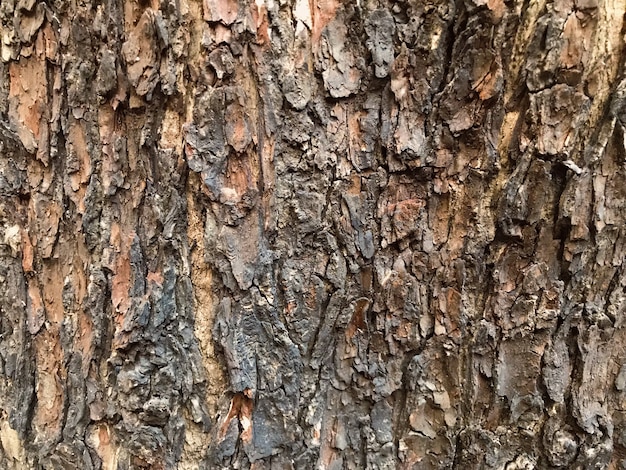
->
[2,0,626,468]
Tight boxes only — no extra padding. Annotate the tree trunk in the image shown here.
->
[1,0,626,468]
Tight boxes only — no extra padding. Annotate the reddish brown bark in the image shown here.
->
[2,0,626,468]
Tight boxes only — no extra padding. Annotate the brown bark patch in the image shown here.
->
[8,54,47,155]
[311,0,339,48]
[204,0,238,24]
[220,391,254,442]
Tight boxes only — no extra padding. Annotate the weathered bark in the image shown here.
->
[2,0,626,468]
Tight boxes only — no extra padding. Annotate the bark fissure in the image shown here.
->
[3,0,626,468]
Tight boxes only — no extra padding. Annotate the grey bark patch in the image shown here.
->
[365,10,395,79]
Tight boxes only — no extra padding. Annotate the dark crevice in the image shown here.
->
[603,268,621,324]
[554,216,572,286]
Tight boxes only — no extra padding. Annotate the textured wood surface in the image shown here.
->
[2,0,626,468]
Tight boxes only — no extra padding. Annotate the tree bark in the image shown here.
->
[2,0,626,468]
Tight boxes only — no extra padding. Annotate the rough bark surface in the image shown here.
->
[2,0,626,468]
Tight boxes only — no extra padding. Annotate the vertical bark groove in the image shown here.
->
[2,0,626,468]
